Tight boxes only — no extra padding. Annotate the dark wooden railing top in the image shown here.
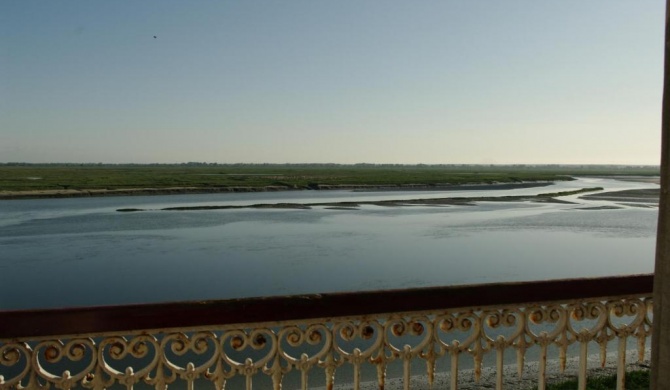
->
[0,274,653,340]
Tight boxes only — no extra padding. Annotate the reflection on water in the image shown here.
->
[0,177,658,310]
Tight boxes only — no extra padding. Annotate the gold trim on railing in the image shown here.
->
[0,295,652,390]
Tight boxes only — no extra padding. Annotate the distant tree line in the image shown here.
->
[0,162,660,170]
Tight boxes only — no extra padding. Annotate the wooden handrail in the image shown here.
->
[0,274,653,339]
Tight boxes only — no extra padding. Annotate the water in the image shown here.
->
[0,177,658,310]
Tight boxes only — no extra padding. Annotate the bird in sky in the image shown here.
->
[153,36,157,39]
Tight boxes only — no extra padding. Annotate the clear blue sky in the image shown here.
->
[0,1,664,164]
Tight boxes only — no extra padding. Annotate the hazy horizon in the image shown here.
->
[1,1,664,165]
[0,161,660,168]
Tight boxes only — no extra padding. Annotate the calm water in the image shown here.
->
[0,177,658,310]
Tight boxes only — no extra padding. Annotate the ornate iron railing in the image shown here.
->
[0,274,653,390]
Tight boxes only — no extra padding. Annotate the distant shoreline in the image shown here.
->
[0,181,554,200]
[0,175,660,201]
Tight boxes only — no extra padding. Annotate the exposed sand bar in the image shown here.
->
[116,187,604,212]
[581,188,660,203]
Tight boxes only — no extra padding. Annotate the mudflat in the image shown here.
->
[580,188,660,203]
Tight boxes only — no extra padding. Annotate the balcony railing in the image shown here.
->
[0,274,653,390]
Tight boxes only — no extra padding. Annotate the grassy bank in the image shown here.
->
[0,164,658,193]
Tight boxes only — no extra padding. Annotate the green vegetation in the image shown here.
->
[534,370,649,390]
[0,163,658,193]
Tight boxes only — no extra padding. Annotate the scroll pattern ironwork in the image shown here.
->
[0,296,652,390]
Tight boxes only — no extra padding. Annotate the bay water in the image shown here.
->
[0,177,658,310]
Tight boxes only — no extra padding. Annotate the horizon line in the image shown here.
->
[0,162,661,168]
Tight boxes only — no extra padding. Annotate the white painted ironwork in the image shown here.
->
[0,296,652,390]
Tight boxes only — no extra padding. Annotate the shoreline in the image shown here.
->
[0,181,555,201]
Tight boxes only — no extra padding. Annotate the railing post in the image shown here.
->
[652,1,670,388]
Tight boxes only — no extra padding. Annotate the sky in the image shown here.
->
[0,1,665,165]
